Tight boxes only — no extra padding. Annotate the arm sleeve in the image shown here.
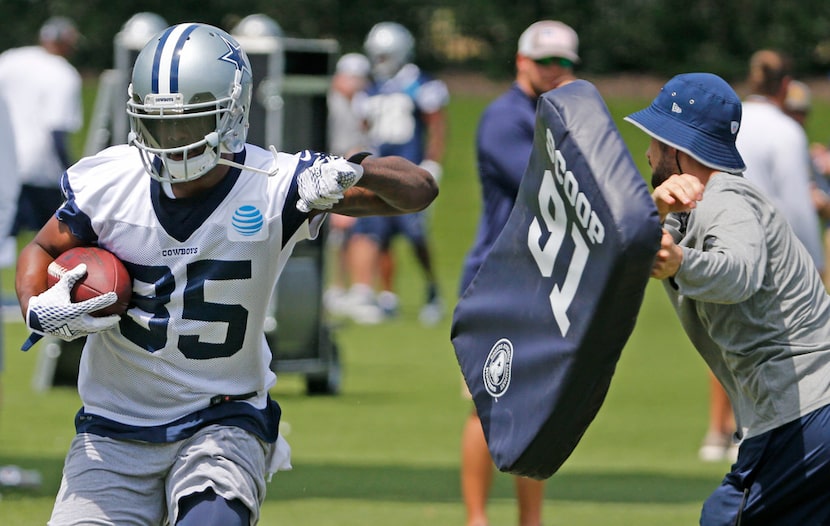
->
[55,171,98,244]
[673,193,766,304]
[415,79,449,114]
[52,130,71,169]
[476,109,534,196]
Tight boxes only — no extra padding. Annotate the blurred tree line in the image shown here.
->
[2,0,830,82]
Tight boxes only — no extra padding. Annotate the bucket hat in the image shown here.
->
[625,73,745,174]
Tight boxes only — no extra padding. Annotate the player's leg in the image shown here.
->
[462,408,493,526]
[343,216,392,323]
[400,212,437,281]
[377,246,399,317]
[347,233,380,287]
[168,425,270,525]
[699,373,736,462]
[323,214,357,315]
[399,212,443,325]
[345,233,384,323]
[176,487,250,526]
[49,433,170,525]
[514,475,545,526]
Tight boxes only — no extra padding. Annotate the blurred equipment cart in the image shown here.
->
[263,230,341,395]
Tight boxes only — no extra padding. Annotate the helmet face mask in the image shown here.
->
[364,22,414,82]
[133,101,217,150]
[127,23,252,183]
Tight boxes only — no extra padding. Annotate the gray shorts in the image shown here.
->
[49,425,277,525]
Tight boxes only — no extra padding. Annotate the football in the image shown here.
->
[46,246,132,317]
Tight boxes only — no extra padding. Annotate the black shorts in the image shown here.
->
[12,184,63,235]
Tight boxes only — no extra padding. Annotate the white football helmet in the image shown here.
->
[363,22,414,82]
[127,23,253,183]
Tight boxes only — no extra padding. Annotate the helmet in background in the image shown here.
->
[117,12,168,50]
[127,23,253,183]
[363,22,414,82]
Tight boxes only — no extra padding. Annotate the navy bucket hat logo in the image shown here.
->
[625,73,746,174]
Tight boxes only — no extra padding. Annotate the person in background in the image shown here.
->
[0,22,81,486]
[628,71,830,525]
[0,16,82,243]
[0,94,20,457]
[327,52,371,158]
[324,52,371,314]
[0,83,41,493]
[459,20,579,526]
[343,21,448,325]
[783,79,830,289]
[735,50,823,275]
[0,95,19,293]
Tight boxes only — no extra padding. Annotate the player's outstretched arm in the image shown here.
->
[330,155,439,217]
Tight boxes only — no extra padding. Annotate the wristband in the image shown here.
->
[346,151,372,164]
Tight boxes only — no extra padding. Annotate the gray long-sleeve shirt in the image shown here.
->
[663,172,830,440]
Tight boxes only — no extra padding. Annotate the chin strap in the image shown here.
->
[217,145,281,177]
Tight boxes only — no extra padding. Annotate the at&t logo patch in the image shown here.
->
[483,338,513,398]
[228,202,268,241]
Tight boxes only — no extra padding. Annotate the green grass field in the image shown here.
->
[1,79,829,525]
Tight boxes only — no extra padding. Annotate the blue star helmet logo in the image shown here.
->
[218,35,250,76]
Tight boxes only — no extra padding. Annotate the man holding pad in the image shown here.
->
[628,73,830,524]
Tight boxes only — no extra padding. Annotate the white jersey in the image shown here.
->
[0,45,82,186]
[736,99,824,273]
[0,95,19,239]
[58,143,328,436]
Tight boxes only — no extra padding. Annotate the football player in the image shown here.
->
[339,22,448,325]
[15,23,436,526]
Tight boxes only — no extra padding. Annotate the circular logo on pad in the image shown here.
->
[483,338,513,398]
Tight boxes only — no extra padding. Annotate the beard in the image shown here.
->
[650,153,676,189]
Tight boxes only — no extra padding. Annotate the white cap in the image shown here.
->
[518,20,579,63]
[336,53,371,77]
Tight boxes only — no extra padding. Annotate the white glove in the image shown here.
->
[296,158,363,212]
[419,159,443,184]
[25,263,120,342]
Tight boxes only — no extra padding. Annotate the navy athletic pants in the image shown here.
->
[701,403,830,525]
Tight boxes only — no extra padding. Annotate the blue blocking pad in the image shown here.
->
[452,80,661,479]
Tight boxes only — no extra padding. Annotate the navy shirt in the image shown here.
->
[460,83,538,293]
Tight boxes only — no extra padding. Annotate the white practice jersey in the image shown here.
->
[57,144,329,435]
[0,45,82,186]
